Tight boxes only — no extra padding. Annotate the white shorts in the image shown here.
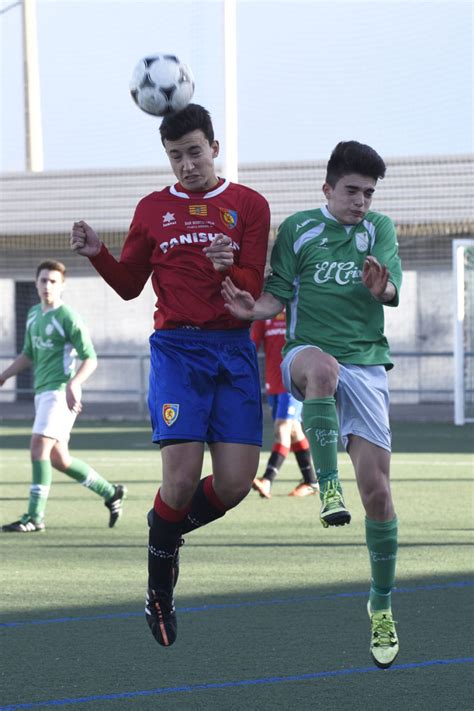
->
[33,390,77,442]
[281,345,391,452]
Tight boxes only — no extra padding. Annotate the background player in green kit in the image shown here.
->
[0,260,126,533]
[222,141,402,669]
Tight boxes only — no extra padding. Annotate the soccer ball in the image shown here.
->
[129,54,195,117]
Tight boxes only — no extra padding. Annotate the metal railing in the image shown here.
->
[1,351,472,416]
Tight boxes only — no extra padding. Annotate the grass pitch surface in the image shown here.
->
[0,419,473,710]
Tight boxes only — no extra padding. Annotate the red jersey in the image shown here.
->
[250,311,286,394]
[89,179,270,330]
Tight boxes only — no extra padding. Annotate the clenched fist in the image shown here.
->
[70,221,102,258]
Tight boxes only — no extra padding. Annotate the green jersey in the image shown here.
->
[22,303,96,394]
[265,206,402,367]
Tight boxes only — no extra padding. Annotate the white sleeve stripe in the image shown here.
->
[26,313,37,329]
[294,223,325,254]
[51,316,66,338]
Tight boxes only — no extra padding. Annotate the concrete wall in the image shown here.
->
[0,276,155,404]
[0,269,455,405]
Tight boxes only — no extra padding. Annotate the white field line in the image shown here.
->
[0,456,472,467]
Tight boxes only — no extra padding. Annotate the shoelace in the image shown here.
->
[322,482,343,509]
[372,614,397,647]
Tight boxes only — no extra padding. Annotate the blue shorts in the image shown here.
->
[267,392,303,421]
[148,329,262,446]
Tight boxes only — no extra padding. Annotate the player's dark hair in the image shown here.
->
[325,141,386,187]
[36,260,66,279]
[159,103,215,145]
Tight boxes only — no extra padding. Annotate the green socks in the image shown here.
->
[25,458,114,524]
[366,516,398,611]
[302,396,339,489]
[27,460,53,523]
[303,397,397,612]
[65,458,115,500]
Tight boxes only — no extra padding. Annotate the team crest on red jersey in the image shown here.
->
[189,205,208,216]
[162,403,179,426]
[220,208,238,229]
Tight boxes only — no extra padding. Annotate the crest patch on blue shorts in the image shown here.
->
[162,403,179,426]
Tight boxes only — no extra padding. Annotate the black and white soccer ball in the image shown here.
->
[129,54,195,117]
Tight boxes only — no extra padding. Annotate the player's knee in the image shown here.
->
[228,485,251,508]
[50,453,68,471]
[275,419,292,440]
[161,472,199,510]
[306,356,339,395]
[30,436,51,460]
[215,479,251,509]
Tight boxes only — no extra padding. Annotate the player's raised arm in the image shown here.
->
[70,221,102,258]
[221,277,284,321]
[70,219,152,301]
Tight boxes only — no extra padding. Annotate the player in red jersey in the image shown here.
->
[251,312,318,498]
[70,104,270,648]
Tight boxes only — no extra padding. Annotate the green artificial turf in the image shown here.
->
[0,420,472,710]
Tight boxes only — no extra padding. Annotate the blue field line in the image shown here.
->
[0,657,473,710]
[1,580,473,630]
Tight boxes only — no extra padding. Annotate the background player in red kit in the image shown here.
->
[250,312,318,498]
[70,104,270,648]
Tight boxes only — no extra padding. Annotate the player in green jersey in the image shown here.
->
[222,141,402,668]
[0,260,126,533]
